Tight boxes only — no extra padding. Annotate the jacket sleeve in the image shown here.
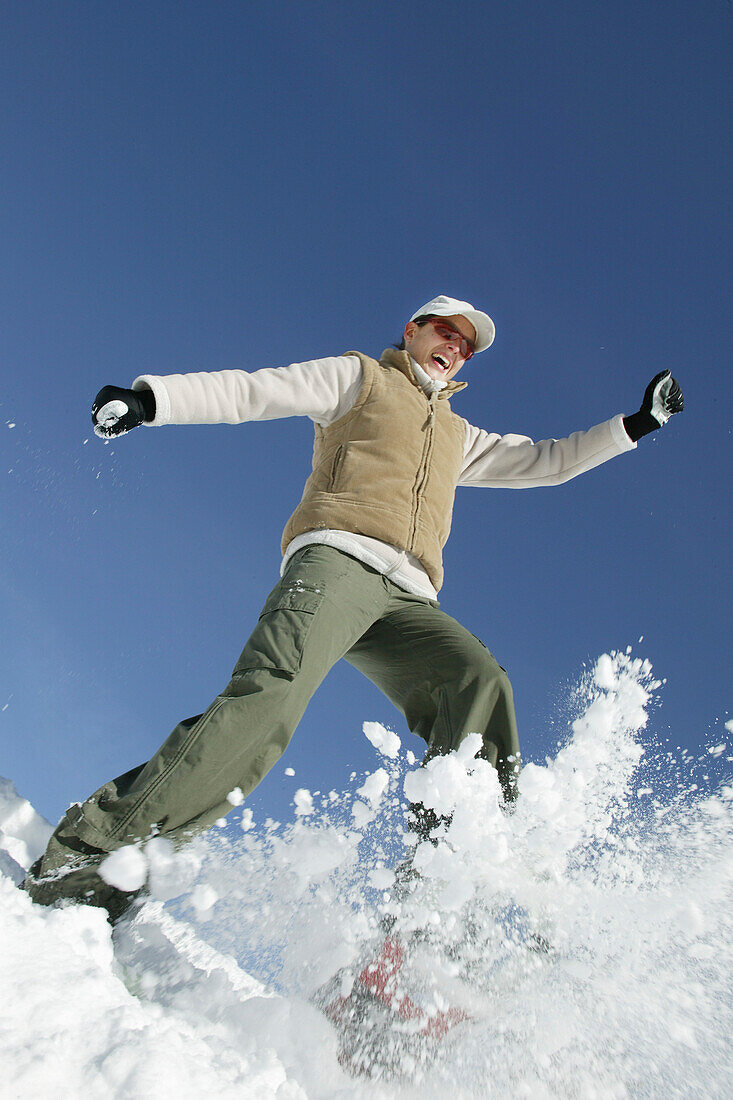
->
[131,356,363,428]
[457,414,636,488]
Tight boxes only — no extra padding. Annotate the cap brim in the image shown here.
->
[409,302,495,352]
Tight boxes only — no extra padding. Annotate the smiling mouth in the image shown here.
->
[431,353,451,372]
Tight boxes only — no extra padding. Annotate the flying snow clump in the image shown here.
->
[362,721,401,759]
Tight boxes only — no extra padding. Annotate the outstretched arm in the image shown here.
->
[458,415,635,488]
[458,372,684,488]
[91,356,364,438]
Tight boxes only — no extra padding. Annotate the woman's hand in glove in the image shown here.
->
[623,371,684,442]
[92,386,156,438]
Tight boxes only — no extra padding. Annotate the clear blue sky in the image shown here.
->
[1,0,731,828]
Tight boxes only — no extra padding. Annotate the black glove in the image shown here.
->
[623,370,684,442]
[92,385,156,438]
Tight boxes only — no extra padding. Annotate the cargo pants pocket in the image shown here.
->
[232,581,326,680]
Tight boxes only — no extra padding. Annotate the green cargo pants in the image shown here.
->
[26,545,520,913]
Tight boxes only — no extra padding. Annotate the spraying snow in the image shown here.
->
[1,652,731,1097]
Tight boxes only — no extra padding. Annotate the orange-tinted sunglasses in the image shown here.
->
[418,317,475,360]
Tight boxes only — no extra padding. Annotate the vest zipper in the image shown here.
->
[409,391,438,548]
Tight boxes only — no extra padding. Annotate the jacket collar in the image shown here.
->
[379,348,468,397]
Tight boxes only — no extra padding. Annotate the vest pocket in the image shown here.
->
[328,444,344,489]
[232,583,324,679]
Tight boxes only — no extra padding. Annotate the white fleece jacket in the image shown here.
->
[133,355,635,598]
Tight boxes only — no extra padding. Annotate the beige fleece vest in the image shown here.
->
[281,349,467,592]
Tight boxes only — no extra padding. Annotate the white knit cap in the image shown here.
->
[408,295,495,352]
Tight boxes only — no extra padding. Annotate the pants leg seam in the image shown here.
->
[436,683,455,752]
[109,695,228,841]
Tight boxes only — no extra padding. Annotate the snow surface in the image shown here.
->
[0,776,51,882]
[2,653,732,1097]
